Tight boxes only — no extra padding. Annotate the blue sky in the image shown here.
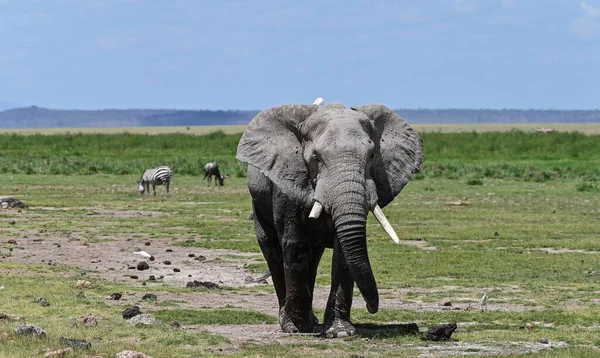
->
[0,0,599,110]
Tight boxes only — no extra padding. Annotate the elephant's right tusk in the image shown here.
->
[372,205,400,244]
[308,201,323,219]
[313,97,324,106]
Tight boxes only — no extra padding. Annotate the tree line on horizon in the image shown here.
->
[1,105,600,128]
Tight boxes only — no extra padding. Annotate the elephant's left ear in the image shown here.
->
[351,104,424,208]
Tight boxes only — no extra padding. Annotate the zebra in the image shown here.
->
[138,166,173,196]
[203,161,225,186]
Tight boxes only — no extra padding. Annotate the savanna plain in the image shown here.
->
[1,126,600,357]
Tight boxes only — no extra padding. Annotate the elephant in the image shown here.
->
[236,98,423,337]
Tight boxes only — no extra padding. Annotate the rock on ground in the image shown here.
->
[425,323,458,341]
[129,314,156,326]
[14,324,46,337]
[0,197,26,209]
[44,348,73,357]
[115,350,153,358]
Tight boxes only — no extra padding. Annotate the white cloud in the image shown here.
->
[580,2,600,16]
[571,2,600,36]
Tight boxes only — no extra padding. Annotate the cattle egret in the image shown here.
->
[313,97,325,106]
[480,288,488,310]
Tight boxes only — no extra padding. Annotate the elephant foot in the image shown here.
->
[323,318,356,338]
[279,308,315,334]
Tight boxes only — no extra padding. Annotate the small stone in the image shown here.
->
[170,321,182,328]
[129,313,156,326]
[82,314,98,326]
[76,280,93,289]
[163,260,171,265]
[166,249,173,252]
[8,220,16,225]
[115,350,153,358]
[76,291,86,299]
[130,275,139,280]
[7,239,16,244]
[60,336,92,349]
[109,292,123,300]
[122,306,142,319]
[148,275,156,281]
[424,323,457,341]
[144,241,151,246]
[540,337,549,344]
[142,293,157,300]
[136,261,149,271]
[494,231,500,236]
[149,256,155,261]
[0,312,8,320]
[194,255,206,261]
[15,324,46,337]
[441,300,452,307]
[173,268,180,272]
[44,348,73,357]
[188,253,195,257]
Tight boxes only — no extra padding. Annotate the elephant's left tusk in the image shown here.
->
[308,201,323,219]
[372,205,400,244]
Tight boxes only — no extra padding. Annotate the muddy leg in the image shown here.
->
[323,238,356,338]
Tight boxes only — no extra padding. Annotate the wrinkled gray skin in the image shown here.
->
[236,102,423,337]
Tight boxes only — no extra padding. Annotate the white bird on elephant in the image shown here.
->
[313,97,324,106]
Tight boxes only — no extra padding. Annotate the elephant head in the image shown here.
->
[236,99,423,313]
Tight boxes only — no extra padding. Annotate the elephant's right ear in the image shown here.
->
[236,104,319,204]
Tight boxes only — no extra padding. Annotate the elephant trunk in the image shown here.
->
[329,172,379,314]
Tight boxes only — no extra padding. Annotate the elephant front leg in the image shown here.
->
[323,239,356,338]
[281,240,317,333]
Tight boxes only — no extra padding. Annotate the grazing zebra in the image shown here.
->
[203,161,225,186]
[138,166,172,196]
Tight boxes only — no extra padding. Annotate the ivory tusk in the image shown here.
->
[372,205,400,244]
[313,97,324,106]
[308,201,323,219]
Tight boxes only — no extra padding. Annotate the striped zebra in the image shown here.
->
[138,166,173,196]
[203,161,225,186]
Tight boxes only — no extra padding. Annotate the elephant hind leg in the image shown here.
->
[252,205,286,310]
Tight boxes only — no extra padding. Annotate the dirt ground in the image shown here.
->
[1,223,565,356]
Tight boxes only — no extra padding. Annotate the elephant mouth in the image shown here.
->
[309,200,400,244]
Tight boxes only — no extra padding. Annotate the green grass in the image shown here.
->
[2,174,600,356]
[154,308,277,325]
[2,131,600,181]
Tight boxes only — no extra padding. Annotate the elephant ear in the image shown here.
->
[351,104,424,208]
[236,104,319,204]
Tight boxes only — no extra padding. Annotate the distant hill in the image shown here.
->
[1,106,600,128]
